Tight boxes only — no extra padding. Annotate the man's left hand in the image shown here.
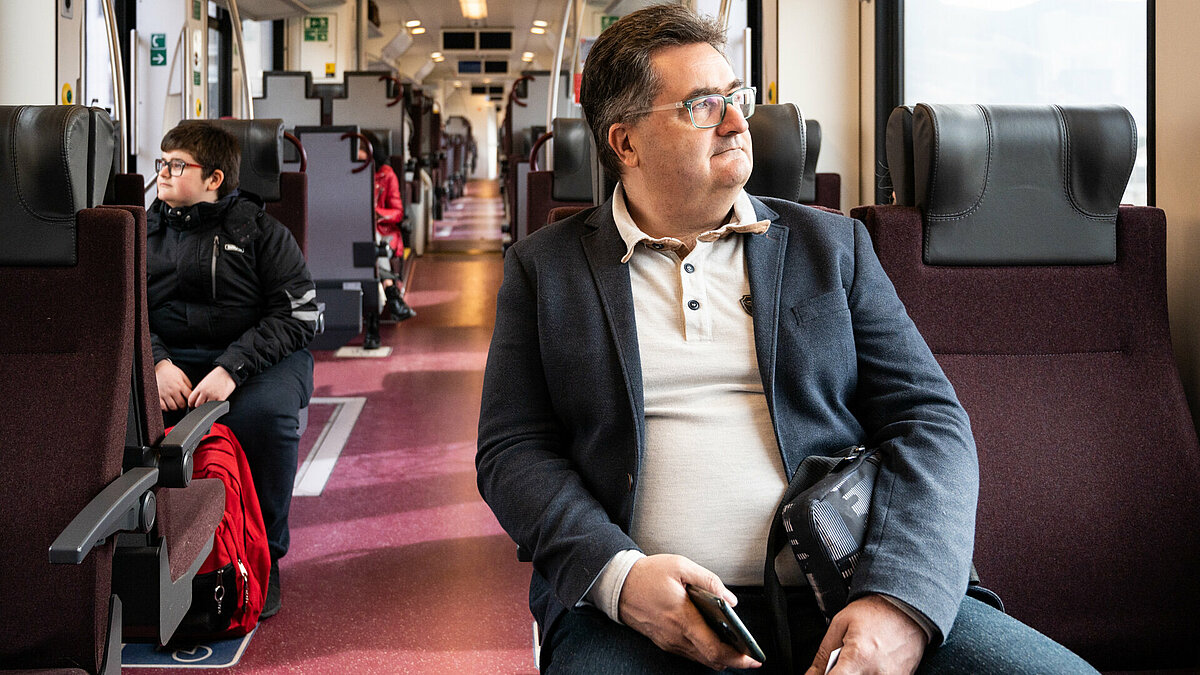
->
[805,595,926,675]
[188,366,237,408]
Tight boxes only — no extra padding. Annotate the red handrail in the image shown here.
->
[341,131,373,174]
[529,131,553,171]
[510,75,535,108]
[379,74,404,107]
[283,132,307,173]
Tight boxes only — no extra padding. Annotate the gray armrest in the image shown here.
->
[50,466,159,564]
[158,400,228,487]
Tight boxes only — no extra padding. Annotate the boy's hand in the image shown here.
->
[188,366,237,408]
[155,360,193,411]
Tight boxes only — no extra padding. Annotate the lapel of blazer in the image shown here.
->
[744,195,786,452]
[581,200,645,454]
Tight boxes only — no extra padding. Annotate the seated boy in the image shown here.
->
[147,120,317,619]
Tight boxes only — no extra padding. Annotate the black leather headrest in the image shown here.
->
[0,105,114,266]
[209,118,284,201]
[745,103,807,203]
[885,106,915,206]
[904,103,1134,265]
[801,119,821,203]
[551,118,593,202]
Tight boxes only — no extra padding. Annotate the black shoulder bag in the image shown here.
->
[764,445,1003,670]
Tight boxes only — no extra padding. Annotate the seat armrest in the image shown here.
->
[158,400,228,488]
[50,466,159,564]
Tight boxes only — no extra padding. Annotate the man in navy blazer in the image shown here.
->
[478,6,1097,674]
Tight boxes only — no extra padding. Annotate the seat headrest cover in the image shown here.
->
[800,119,822,203]
[210,118,284,201]
[0,105,114,266]
[885,106,915,205]
[913,103,1134,265]
[551,117,593,202]
[745,103,806,203]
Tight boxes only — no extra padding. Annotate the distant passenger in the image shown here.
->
[359,130,415,328]
[148,120,317,620]
[477,5,1098,674]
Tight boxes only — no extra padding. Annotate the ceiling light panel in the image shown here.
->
[459,0,487,20]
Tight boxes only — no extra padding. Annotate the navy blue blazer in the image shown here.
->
[477,195,978,642]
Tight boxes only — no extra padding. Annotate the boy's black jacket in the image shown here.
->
[146,190,317,385]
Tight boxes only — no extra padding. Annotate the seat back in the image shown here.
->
[851,103,1200,670]
[0,104,126,673]
[745,103,807,202]
[208,118,309,254]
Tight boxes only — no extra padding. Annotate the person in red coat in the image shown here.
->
[360,131,415,324]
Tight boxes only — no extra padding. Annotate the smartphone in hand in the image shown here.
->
[685,585,767,663]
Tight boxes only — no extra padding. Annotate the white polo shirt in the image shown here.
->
[585,184,797,618]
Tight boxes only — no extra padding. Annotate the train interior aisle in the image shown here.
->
[126,179,534,673]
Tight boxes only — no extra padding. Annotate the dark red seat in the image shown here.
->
[853,103,1200,672]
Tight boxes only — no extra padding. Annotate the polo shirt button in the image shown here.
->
[650,242,664,250]
[688,300,700,310]
[683,263,695,273]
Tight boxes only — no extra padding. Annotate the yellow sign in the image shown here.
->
[61,83,73,105]
[195,99,203,116]
[325,62,336,77]
[767,81,777,105]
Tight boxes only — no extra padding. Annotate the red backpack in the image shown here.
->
[171,423,271,639]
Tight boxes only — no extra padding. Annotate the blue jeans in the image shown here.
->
[541,589,1098,674]
[163,347,314,561]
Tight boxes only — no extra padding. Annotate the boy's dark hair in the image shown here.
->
[579,4,726,178]
[161,121,241,198]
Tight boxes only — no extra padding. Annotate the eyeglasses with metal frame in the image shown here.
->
[631,86,757,129]
[155,158,206,177]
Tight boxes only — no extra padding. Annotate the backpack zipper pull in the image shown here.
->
[238,558,250,605]
[214,567,225,616]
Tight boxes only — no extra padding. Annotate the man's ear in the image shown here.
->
[205,168,225,193]
[608,123,639,169]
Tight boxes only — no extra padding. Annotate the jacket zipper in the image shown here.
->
[211,235,220,300]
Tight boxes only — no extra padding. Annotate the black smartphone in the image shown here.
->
[685,585,767,663]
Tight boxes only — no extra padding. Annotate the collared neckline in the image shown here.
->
[611,183,770,263]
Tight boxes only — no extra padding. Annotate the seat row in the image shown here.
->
[0,105,229,673]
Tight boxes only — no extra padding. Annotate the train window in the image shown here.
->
[901,0,1149,204]
[242,20,273,99]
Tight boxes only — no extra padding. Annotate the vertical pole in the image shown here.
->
[226,0,254,119]
[547,0,574,171]
[101,0,128,172]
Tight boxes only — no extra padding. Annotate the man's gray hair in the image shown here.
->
[579,4,727,179]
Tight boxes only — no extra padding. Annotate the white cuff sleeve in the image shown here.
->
[580,549,646,624]
[878,594,936,643]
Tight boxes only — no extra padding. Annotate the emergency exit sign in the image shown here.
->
[150,33,167,66]
[304,17,329,42]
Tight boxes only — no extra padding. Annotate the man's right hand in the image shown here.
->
[155,360,193,411]
[618,553,762,671]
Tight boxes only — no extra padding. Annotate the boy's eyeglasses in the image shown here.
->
[630,86,757,129]
[155,158,205,177]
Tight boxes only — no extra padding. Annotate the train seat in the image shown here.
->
[294,125,377,350]
[253,71,323,130]
[0,104,220,670]
[745,104,841,210]
[851,103,1200,672]
[526,117,594,236]
[0,103,130,674]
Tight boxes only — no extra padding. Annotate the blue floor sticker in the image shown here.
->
[122,629,255,669]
